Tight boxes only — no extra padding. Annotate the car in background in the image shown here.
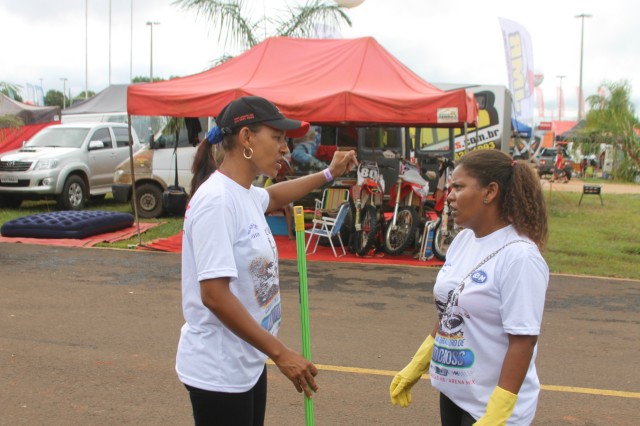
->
[0,122,142,210]
[112,128,200,218]
[534,146,574,179]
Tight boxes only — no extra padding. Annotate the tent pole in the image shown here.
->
[127,115,142,246]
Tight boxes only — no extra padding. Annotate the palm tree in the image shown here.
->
[579,80,640,181]
[0,82,23,102]
[173,0,352,63]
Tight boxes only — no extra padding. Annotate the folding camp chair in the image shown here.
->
[312,185,351,220]
[305,202,350,257]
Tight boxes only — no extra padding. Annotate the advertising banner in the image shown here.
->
[499,17,535,125]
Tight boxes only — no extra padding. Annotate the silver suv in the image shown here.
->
[0,122,142,210]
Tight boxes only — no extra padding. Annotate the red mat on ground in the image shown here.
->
[0,222,161,248]
[140,232,443,267]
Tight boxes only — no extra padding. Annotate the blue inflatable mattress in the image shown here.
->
[1,210,135,239]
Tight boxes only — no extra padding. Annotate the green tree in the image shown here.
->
[132,76,166,83]
[0,115,24,130]
[172,0,351,63]
[0,82,23,102]
[579,81,640,181]
[44,90,65,109]
[74,91,96,102]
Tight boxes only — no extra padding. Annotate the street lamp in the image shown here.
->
[85,0,88,99]
[60,78,68,109]
[556,75,566,120]
[130,0,133,82]
[575,13,592,121]
[146,21,161,81]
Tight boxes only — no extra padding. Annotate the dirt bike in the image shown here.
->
[350,160,386,256]
[418,157,459,261]
[384,159,433,255]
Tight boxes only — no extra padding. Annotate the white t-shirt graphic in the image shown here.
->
[176,172,281,392]
[430,226,548,425]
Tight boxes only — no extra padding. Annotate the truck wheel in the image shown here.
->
[134,183,164,218]
[57,175,87,210]
[0,195,22,209]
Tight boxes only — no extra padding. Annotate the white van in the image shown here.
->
[112,119,205,218]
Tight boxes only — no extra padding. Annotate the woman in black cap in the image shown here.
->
[176,96,358,425]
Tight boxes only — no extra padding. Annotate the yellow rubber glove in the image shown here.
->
[389,335,434,407]
[473,386,518,425]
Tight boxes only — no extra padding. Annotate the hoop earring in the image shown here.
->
[243,147,254,160]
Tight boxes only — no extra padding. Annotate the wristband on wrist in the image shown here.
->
[323,168,334,183]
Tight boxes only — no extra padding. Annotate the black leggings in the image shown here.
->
[185,366,267,426]
[440,393,476,426]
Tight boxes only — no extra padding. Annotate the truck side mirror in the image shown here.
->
[88,140,105,150]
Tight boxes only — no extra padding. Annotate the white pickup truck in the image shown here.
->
[0,122,142,210]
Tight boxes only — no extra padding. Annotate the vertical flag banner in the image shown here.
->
[499,17,535,125]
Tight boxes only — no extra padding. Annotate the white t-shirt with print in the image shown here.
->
[430,225,548,425]
[176,171,281,393]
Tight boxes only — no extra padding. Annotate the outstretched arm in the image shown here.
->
[266,150,357,211]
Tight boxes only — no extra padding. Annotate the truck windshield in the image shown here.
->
[26,128,90,148]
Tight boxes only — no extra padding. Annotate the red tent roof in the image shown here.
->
[127,37,477,127]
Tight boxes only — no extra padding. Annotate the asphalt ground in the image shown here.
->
[1,243,639,425]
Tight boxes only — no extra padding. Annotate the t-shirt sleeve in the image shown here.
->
[253,186,270,213]
[498,248,549,335]
[191,193,238,282]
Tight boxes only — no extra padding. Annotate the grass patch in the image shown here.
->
[1,191,639,280]
[544,191,640,279]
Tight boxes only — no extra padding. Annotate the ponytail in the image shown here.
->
[190,140,218,197]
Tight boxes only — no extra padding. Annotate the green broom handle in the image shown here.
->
[293,206,314,426]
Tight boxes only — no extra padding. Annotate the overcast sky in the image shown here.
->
[2,0,638,122]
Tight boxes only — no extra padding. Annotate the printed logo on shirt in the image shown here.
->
[432,344,475,369]
[261,294,282,333]
[247,223,260,239]
[471,270,488,284]
[250,256,279,306]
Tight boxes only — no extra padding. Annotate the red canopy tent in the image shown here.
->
[127,37,477,127]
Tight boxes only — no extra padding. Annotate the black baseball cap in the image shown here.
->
[217,96,310,138]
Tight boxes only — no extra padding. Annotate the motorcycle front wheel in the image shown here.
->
[355,204,378,256]
[433,216,459,261]
[384,207,418,255]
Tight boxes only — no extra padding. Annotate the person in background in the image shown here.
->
[291,127,327,171]
[390,149,549,426]
[271,147,296,239]
[552,148,567,183]
[177,95,357,425]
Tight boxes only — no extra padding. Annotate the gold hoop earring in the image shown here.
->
[243,147,254,160]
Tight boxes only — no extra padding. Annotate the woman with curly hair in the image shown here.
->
[390,149,549,426]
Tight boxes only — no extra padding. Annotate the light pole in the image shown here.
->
[146,21,160,81]
[109,0,112,85]
[130,0,133,82]
[85,0,88,99]
[60,78,68,109]
[556,75,566,120]
[575,13,592,121]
